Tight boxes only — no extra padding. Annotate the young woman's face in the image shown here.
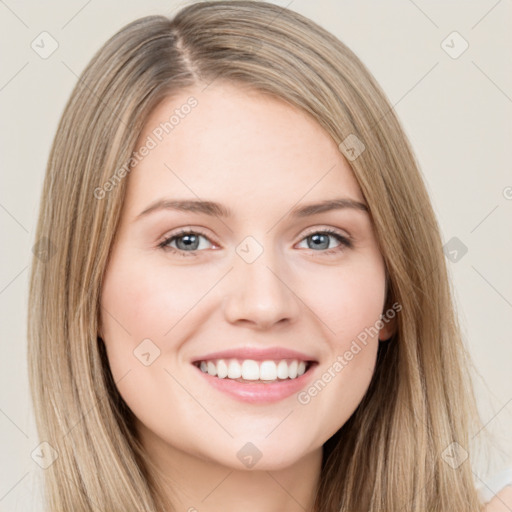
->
[100,82,392,472]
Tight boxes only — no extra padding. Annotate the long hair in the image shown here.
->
[27,1,484,510]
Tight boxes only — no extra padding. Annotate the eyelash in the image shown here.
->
[158,228,353,258]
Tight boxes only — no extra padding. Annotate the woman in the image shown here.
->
[27,1,509,510]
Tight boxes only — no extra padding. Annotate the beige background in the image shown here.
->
[1,1,511,509]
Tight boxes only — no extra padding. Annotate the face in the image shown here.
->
[99,82,393,474]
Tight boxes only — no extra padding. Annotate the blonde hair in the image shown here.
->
[28,1,485,510]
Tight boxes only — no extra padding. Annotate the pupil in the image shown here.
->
[177,234,199,250]
[310,233,328,250]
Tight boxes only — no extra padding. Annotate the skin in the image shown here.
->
[99,82,394,512]
[484,486,512,511]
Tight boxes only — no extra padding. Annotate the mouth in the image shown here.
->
[192,358,318,384]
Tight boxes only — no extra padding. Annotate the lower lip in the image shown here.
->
[192,363,318,404]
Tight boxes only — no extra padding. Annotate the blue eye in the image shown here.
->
[298,229,352,255]
[158,229,212,257]
[158,228,352,257]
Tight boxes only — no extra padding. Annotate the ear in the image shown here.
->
[378,315,396,342]
[379,277,398,342]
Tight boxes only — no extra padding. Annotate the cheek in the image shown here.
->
[296,255,387,343]
[99,256,207,422]
[292,255,386,429]
[100,254,207,345]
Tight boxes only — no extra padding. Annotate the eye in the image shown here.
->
[296,228,352,255]
[158,229,215,257]
[158,227,353,257]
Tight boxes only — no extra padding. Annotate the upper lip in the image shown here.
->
[191,347,318,363]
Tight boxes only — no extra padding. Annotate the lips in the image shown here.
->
[192,352,320,403]
[191,346,318,365]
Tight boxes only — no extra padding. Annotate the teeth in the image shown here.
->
[276,360,288,379]
[206,361,217,376]
[289,360,298,379]
[217,359,228,378]
[242,360,259,380]
[197,358,309,382]
[260,360,277,380]
[227,360,242,379]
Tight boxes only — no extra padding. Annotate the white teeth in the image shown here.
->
[227,360,242,379]
[241,360,259,380]
[288,360,298,379]
[276,360,288,379]
[260,361,277,381]
[217,359,228,379]
[197,358,310,382]
[207,361,217,376]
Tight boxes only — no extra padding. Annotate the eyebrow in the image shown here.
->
[135,197,369,221]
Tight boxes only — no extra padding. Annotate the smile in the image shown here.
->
[194,358,313,382]
[192,358,319,403]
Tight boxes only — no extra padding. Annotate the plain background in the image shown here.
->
[1,1,511,510]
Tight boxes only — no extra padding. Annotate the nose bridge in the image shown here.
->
[222,236,299,328]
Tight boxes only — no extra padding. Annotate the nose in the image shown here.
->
[222,246,301,330]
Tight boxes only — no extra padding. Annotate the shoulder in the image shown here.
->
[482,486,512,511]
[478,468,512,511]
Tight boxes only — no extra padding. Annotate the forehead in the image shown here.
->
[124,82,364,217]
